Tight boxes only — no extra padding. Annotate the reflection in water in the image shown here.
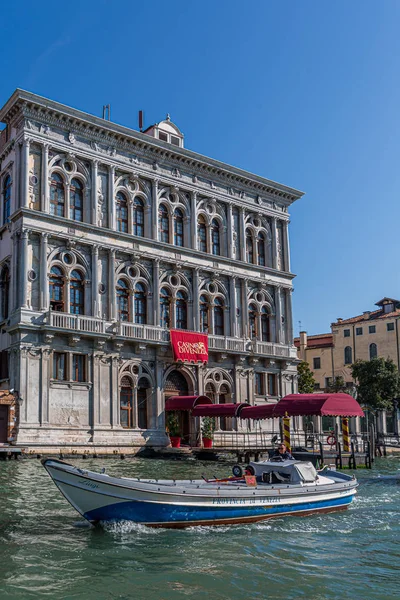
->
[0,457,400,599]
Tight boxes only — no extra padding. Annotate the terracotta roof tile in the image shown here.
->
[332,308,400,326]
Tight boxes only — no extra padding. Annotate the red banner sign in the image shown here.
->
[170,330,208,363]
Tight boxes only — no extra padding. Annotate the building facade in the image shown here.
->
[0,90,303,449]
[295,298,400,391]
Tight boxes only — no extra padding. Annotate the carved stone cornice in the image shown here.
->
[0,93,303,210]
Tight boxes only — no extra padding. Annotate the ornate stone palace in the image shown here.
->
[0,89,303,450]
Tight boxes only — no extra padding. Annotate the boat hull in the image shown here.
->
[42,459,357,528]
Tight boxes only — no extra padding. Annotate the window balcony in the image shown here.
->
[114,321,169,343]
[13,309,296,360]
[49,311,107,334]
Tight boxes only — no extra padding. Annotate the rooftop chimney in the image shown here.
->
[363,311,371,320]
[299,331,307,361]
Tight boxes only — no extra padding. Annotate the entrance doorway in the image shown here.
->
[0,405,8,443]
[165,370,191,444]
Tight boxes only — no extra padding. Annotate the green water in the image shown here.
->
[0,456,399,600]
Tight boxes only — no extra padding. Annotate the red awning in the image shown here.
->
[240,404,277,420]
[274,394,364,417]
[192,403,249,418]
[165,395,213,411]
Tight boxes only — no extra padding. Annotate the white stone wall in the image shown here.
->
[0,90,303,448]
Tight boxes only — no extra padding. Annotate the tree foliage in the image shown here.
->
[351,357,400,411]
[297,361,316,394]
[327,376,347,393]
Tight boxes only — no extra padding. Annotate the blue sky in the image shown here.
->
[1,0,399,335]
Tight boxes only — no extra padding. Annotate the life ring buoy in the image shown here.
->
[327,434,337,446]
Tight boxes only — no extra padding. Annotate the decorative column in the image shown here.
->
[239,207,246,261]
[108,248,116,320]
[190,191,197,250]
[227,203,234,258]
[20,229,29,308]
[152,179,159,240]
[91,245,99,317]
[111,356,119,427]
[108,165,115,230]
[41,144,49,212]
[283,220,290,272]
[229,276,237,337]
[275,285,283,343]
[285,287,294,345]
[91,161,98,225]
[241,278,248,338]
[40,233,49,310]
[14,143,20,214]
[11,232,19,310]
[22,139,30,209]
[153,259,160,326]
[271,217,278,270]
[193,268,200,331]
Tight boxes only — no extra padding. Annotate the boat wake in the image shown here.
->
[100,519,162,535]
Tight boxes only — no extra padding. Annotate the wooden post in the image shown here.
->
[319,440,324,468]
[350,441,357,469]
[283,413,291,451]
[342,417,350,452]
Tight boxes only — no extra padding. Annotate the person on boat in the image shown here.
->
[272,443,294,461]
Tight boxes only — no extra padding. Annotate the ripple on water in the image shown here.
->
[1,457,400,600]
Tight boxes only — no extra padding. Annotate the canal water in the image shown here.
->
[0,456,399,600]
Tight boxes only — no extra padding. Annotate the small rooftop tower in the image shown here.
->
[143,114,184,148]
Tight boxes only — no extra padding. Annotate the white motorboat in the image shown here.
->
[42,458,358,528]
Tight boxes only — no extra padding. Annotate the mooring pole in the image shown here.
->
[342,417,350,452]
[283,413,291,451]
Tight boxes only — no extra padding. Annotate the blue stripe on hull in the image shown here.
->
[84,494,354,524]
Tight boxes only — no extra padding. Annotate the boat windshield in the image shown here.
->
[295,462,317,483]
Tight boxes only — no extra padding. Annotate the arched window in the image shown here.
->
[213,297,224,336]
[70,270,84,315]
[117,279,130,321]
[137,377,150,429]
[176,290,187,330]
[261,306,270,341]
[246,231,254,264]
[49,266,65,312]
[211,219,220,256]
[205,382,216,403]
[369,343,378,360]
[133,197,144,236]
[160,287,171,328]
[257,233,266,266]
[249,304,257,338]
[344,346,353,365]
[1,266,9,320]
[116,192,128,233]
[120,376,133,428]
[174,208,184,247]
[2,175,11,225]
[70,178,83,221]
[198,216,207,252]
[200,295,209,333]
[50,173,65,217]
[159,204,169,243]
[134,282,146,324]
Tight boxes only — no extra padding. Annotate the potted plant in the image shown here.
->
[201,416,216,448]
[166,411,182,448]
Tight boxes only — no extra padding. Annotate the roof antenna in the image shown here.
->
[138,110,144,132]
[102,105,111,121]
[298,320,302,335]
